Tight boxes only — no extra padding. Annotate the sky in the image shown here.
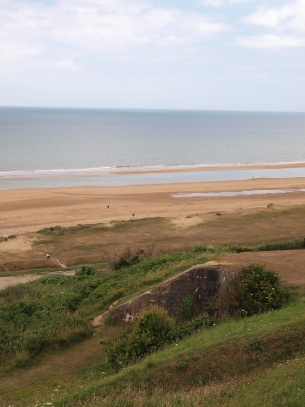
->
[0,0,305,111]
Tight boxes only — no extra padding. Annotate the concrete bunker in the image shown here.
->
[109,264,232,323]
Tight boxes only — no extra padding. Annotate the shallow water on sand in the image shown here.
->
[1,166,305,190]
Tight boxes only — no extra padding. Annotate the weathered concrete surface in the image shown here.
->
[110,264,232,323]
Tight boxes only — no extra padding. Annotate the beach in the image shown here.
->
[1,164,305,236]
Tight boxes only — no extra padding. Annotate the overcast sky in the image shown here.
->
[1,0,305,111]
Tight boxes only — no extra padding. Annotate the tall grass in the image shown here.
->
[228,238,304,253]
[0,273,103,372]
[52,292,305,406]
[0,250,217,372]
[70,356,305,407]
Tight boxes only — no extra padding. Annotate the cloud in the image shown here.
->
[0,0,229,68]
[243,0,305,31]
[55,57,77,70]
[239,1,305,48]
[199,0,223,6]
[237,34,305,48]
[199,0,252,7]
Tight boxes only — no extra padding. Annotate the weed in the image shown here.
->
[181,294,195,320]
[38,226,67,236]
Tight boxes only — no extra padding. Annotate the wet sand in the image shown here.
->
[114,162,305,174]
[1,164,305,235]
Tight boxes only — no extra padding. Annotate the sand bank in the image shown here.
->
[1,163,305,235]
[113,162,305,175]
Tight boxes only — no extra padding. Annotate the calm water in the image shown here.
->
[1,107,305,189]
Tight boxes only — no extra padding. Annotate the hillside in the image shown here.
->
[1,206,305,406]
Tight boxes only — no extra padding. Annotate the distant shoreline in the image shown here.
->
[2,162,305,191]
[112,161,305,174]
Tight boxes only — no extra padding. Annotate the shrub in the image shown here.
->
[240,264,288,315]
[37,226,66,236]
[133,308,176,352]
[213,264,289,317]
[114,255,141,270]
[77,265,96,276]
[105,308,176,371]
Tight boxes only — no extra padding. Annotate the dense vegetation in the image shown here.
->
[0,249,217,372]
[56,291,305,407]
[214,263,290,317]
[103,264,289,372]
[0,269,101,372]
[0,241,304,407]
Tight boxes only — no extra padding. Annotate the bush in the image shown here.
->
[213,264,289,317]
[37,226,66,236]
[114,255,140,270]
[240,264,288,315]
[133,308,176,352]
[105,308,176,371]
[77,266,96,276]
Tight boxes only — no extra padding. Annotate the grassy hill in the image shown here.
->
[1,205,305,407]
[0,243,304,406]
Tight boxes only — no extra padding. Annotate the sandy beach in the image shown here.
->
[1,164,305,236]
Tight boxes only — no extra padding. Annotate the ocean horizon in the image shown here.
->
[1,107,305,189]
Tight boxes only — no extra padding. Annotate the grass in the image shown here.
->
[0,274,97,374]
[2,203,305,407]
[69,356,305,407]
[0,262,107,278]
[228,238,304,253]
[49,290,305,406]
[0,270,303,407]
[0,249,219,374]
[4,205,305,274]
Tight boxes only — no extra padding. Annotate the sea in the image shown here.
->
[1,107,305,190]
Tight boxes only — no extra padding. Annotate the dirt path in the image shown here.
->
[0,270,75,290]
[0,273,44,290]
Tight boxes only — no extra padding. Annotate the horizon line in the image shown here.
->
[0,105,305,114]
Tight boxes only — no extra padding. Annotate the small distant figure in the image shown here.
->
[46,253,50,259]
[132,214,135,220]
[107,205,110,208]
